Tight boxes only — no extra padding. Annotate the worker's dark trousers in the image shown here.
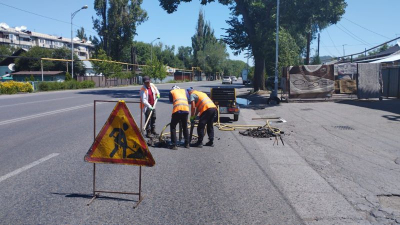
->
[145,108,156,131]
[197,108,217,143]
[170,112,189,146]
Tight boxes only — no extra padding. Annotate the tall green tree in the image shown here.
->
[160,0,346,91]
[191,10,227,78]
[93,0,148,61]
[76,27,88,40]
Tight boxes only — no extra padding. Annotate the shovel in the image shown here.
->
[143,98,158,132]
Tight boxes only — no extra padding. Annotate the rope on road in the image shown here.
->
[156,106,283,144]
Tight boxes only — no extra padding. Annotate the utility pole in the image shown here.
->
[317,33,320,57]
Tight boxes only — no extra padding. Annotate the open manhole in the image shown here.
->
[379,195,400,212]
[333,126,355,130]
[301,108,313,111]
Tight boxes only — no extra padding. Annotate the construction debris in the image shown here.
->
[239,127,285,145]
[239,127,277,138]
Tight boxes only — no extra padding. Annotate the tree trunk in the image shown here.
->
[253,56,265,92]
[305,31,311,65]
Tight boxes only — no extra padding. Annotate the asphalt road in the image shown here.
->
[2,80,399,224]
[0,81,303,224]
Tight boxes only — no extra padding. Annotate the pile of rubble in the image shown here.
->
[239,127,280,138]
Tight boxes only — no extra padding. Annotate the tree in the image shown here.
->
[93,0,148,61]
[142,58,168,82]
[177,46,193,69]
[160,0,346,91]
[92,49,123,77]
[52,48,85,75]
[76,27,88,41]
[222,59,247,77]
[191,10,228,79]
[0,45,15,61]
[14,47,85,75]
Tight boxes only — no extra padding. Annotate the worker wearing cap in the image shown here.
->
[168,85,190,150]
[187,87,217,148]
[140,76,160,138]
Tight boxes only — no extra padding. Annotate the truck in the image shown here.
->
[241,69,250,85]
[210,87,240,121]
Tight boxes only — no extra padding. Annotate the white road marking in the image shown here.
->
[0,103,94,126]
[0,97,75,108]
[0,153,59,183]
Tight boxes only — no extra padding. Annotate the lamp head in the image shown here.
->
[82,5,88,9]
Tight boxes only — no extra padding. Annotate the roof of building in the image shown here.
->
[11,71,64,76]
[0,26,94,47]
[353,43,400,62]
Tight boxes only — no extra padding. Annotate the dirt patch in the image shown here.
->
[378,195,400,211]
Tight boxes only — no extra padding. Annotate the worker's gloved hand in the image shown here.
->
[149,106,154,111]
[190,116,196,123]
[156,94,160,99]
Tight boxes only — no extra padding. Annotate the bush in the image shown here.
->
[0,81,33,94]
[37,80,95,92]
[79,80,95,89]
[65,72,72,81]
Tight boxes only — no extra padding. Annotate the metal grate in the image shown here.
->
[301,108,313,111]
[333,126,355,130]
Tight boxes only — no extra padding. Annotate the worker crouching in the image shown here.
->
[187,87,217,148]
[169,85,190,150]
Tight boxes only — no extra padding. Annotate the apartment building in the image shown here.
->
[0,23,94,60]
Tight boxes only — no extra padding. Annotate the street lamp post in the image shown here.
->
[271,0,280,100]
[342,44,347,57]
[71,5,88,79]
[151,37,160,61]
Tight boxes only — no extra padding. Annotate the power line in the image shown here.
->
[320,40,337,58]
[325,29,342,56]
[322,43,379,48]
[343,17,391,40]
[0,2,98,37]
[335,24,371,47]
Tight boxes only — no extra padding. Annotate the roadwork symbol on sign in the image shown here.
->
[84,101,155,167]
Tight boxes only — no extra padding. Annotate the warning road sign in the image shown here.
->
[84,101,155,167]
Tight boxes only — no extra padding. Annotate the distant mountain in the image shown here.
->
[320,56,334,63]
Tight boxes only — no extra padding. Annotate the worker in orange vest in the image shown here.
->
[187,87,217,148]
[140,76,160,138]
[168,85,190,150]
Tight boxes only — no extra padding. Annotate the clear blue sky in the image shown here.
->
[1,0,399,64]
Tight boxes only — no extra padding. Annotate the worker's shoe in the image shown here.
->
[184,142,190,149]
[191,141,203,148]
[204,141,214,147]
[169,145,178,150]
[151,128,159,136]
[146,130,152,138]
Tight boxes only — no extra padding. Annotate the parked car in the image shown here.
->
[230,76,237,81]
[222,76,232,84]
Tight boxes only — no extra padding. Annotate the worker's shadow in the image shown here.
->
[51,192,136,202]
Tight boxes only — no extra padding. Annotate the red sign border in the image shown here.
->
[84,101,155,167]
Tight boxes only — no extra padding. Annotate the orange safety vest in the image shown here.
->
[140,83,157,109]
[171,89,189,114]
[192,90,216,115]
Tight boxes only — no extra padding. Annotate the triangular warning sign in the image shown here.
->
[85,101,155,167]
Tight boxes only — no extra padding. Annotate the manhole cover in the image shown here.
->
[301,108,313,111]
[333,126,355,130]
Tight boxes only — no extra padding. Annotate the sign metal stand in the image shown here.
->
[87,100,145,208]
